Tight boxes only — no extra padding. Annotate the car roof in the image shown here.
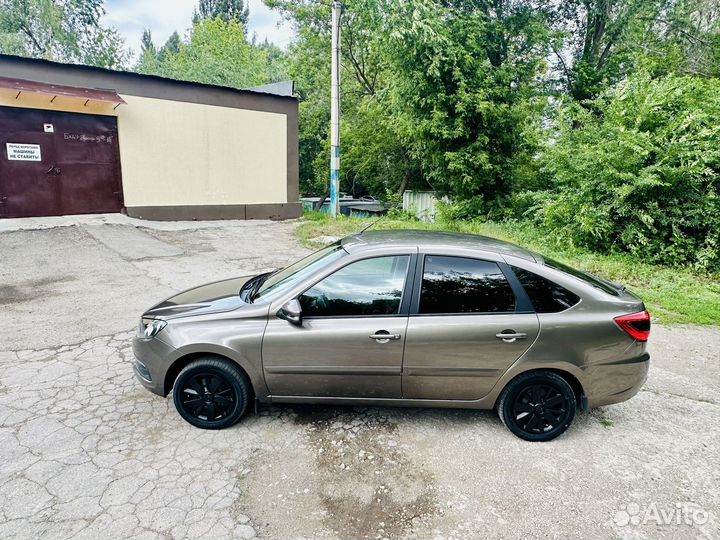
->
[341,229,538,262]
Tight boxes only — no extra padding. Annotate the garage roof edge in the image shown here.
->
[0,54,298,104]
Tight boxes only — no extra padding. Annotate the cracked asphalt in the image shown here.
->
[0,214,718,540]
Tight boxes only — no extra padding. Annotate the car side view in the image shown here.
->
[132,230,650,441]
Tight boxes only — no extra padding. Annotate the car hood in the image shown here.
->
[143,275,255,320]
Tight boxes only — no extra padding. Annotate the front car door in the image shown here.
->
[262,252,416,398]
[402,252,540,400]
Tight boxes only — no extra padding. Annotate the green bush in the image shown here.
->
[537,74,720,272]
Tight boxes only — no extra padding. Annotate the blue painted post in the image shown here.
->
[330,1,341,218]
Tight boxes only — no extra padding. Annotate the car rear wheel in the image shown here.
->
[172,357,250,429]
[497,371,576,442]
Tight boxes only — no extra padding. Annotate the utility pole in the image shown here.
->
[330,0,341,218]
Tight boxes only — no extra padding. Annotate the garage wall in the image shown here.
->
[0,54,302,220]
[117,95,288,207]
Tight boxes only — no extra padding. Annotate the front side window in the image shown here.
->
[419,256,516,314]
[300,255,410,317]
[512,266,580,313]
[254,243,346,301]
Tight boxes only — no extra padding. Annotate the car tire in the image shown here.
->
[497,371,576,442]
[172,357,250,430]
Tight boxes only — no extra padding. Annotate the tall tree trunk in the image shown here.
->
[315,186,330,211]
[397,172,411,197]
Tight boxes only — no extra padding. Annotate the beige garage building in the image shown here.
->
[0,54,300,220]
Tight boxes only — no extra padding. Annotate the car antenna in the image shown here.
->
[359,215,385,234]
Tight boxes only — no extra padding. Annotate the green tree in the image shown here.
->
[267,0,398,197]
[381,0,550,209]
[136,28,160,75]
[548,0,663,102]
[140,28,156,56]
[537,74,720,271]
[269,0,550,208]
[140,19,283,90]
[257,38,290,84]
[635,0,720,78]
[193,0,249,29]
[157,30,181,62]
[0,0,128,68]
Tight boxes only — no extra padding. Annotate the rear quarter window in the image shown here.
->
[512,266,580,313]
[543,257,621,296]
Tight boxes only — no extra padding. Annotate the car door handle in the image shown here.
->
[369,332,401,342]
[495,332,528,343]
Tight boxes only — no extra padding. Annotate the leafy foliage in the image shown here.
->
[381,0,549,204]
[135,19,286,89]
[536,74,720,271]
[277,0,720,272]
[549,0,665,102]
[269,0,549,208]
[0,0,128,68]
[193,0,250,29]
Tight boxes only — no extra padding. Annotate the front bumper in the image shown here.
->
[132,335,178,396]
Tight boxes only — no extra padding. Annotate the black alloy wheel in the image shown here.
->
[498,371,577,442]
[512,384,569,434]
[180,372,235,421]
[173,357,250,429]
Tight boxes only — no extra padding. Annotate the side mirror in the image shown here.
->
[277,299,302,326]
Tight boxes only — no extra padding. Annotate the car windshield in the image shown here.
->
[253,243,346,302]
[543,257,620,296]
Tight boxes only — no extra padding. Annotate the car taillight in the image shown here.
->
[614,310,651,342]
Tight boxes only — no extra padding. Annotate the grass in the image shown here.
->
[295,211,720,326]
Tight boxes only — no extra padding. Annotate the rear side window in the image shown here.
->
[512,267,580,313]
[420,256,516,314]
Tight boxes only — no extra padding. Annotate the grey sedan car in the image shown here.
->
[133,230,650,441]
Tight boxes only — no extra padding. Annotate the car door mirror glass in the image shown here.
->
[277,299,302,325]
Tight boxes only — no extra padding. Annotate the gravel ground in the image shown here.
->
[0,214,718,540]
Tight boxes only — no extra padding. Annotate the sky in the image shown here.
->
[102,0,294,58]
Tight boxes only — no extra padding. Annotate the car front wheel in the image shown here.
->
[497,371,576,442]
[172,357,250,429]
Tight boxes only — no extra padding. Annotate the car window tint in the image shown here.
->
[543,257,620,296]
[512,266,580,313]
[300,255,410,317]
[419,256,516,314]
[254,243,346,301]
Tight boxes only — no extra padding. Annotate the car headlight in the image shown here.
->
[140,318,167,338]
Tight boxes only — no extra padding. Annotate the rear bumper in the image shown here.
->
[586,352,650,408]
[132,335,177,396]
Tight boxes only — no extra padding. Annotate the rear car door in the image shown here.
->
[262,253,415,398]
[402,253,539,400]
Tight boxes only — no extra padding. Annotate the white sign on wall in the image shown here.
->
[6,143,42,161]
